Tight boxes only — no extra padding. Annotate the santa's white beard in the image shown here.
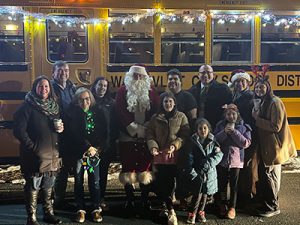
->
[125,75,151,113]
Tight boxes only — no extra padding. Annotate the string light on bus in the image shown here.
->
[0,6,299,27]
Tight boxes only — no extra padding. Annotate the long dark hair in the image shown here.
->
[195,117,212,133]
[31,75,57,100]
[90,76,111,99]
[159,92,177,113]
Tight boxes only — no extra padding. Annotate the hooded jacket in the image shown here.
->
[214,119,252,168]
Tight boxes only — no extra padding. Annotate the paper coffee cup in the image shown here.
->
[53,119,63,132]
[226,123,235,130]
[253,99,261,108]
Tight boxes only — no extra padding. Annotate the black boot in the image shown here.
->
[25,190,40,225]
[42,188,62,224]
[124,184,136,216]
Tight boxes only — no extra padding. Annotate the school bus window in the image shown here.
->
[212,14,252,63]
[109,10,154,64]
[261,15,300,63]
[46,16,88,63]
[0,14,24,63]
[161,11,205,64]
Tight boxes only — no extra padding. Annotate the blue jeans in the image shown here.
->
[74,158,101,210]
[24,173,56,191]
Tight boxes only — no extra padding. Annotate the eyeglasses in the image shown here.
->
[79,97,91,103]
[199,71,213,75]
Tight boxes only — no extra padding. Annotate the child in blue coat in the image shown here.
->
[214,103,251,219]
[183,118,223,224]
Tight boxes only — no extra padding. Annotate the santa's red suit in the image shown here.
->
[116,85,160,185]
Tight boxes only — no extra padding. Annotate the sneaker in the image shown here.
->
[186,212,196,224]
[198,210,207,222]
[227,207,236,220]
[76,210,86,223]
[92,209,103,223]
[168,210,178,225]
[259,209,280,217]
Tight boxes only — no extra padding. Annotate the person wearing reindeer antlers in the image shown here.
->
[252,65,297,218]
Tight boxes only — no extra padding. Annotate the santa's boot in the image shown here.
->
[42,188,62,224]
[124,184,135,214]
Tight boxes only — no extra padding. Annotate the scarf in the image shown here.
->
[25,91,59,117]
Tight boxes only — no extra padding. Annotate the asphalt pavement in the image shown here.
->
[0,172,299,225]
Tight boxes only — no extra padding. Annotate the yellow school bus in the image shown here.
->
[0,0,299,162]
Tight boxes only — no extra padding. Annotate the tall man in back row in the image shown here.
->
[51,61,77,209]
[189,65,232,129]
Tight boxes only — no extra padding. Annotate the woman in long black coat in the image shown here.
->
[91,77,118,210]
[229,70,257,206]
[13,75,62,225]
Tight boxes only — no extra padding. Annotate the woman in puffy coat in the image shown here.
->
[147,92,190,225]
[13,75,62,225]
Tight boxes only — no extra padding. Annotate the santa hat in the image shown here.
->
[230,72,251,83]
[127,65,148,77]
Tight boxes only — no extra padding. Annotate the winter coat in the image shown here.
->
[183,133,223,195]
[51,79,76,117]
[147,111,190,165]
[214,120,252,168]
[94,96,119,160]
[255,96,297,166]
[64,104,109,160]
[189,80,232,129]
[233,89,258,162]
[233,89,255,130]
[13,102,62,174]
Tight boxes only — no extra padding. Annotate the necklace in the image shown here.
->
[85,110,95,135]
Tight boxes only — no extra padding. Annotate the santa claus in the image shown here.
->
[115,65,160,210]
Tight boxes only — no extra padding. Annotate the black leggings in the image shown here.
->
[155,164,177,210]
[217,166,240,208]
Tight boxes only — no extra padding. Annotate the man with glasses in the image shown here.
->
[189,65,232,129]
[51,61,77,209]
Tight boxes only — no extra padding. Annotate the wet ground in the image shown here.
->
[0,158,299,224]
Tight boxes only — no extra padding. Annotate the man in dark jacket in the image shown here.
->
[51,61,77,209]
[189,65,232,130]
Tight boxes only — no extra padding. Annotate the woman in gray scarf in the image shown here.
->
[13,75,62,225]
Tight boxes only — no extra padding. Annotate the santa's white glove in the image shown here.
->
[136,125,146,138]
[126,122,138,137]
